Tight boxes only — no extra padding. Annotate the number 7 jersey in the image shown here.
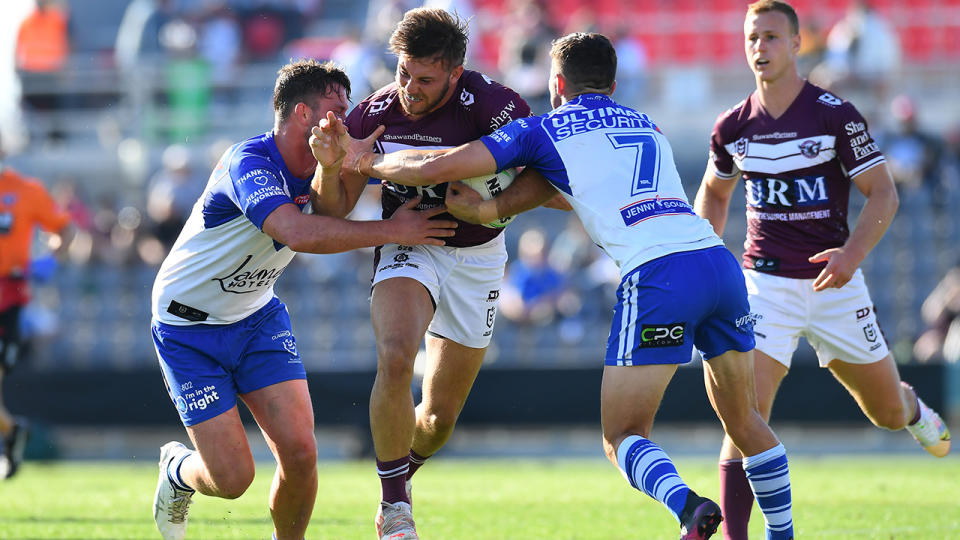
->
[481,93,721,277]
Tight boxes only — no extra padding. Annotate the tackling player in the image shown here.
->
[149,59,455,540]
[319,32,796,540]
[693,2,950,539]
[310,9,553,540]
[0,149,72,480]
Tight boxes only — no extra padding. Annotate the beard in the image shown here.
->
[399,78,451,117]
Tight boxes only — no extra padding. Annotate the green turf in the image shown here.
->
[0,456,957,539]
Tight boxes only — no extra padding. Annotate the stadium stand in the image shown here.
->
[3,0,959,373]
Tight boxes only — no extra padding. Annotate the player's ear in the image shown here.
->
[609,80,617,96]
[293,102,311,124]
[449,64,464,82]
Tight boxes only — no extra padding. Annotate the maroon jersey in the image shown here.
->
[346,70,530,248]
[710,81,886,278]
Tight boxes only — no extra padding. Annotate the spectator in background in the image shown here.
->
[796,16,826,78]
[498,0,556,114]
[196,1,242,98]
[914,264,960,364]
[0,143,73,479]
[15,0,71,144]
[500,227,567,326]
[876,95,946,209]
[146,144,200,251]
[810,0,901,116]
[610,24,648,110]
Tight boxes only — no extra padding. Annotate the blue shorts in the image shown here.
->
[605,246,755,366]
[152,297,306,426]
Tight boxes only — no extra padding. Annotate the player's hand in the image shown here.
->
[341,125,386,177]
[809,247,860,291]
[445,181,497,224]
[310,111,347,168]
[388,196,457,246]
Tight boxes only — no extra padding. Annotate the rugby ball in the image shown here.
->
[457,168,518,228]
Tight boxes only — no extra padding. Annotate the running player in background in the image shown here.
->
[149,59,454,540]
[693,2,950,539]
[319,31,795,540]
[310,9,539,540]
[0,145,72,480]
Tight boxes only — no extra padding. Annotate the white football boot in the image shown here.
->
[904,383,951,457]
[375,500,418,540]
[153,441,195,540]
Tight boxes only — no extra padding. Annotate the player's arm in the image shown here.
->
[261,196,456,254]
[445,167,559,225]
[356,140,497,187]
[693,160,739,236]
[810,163,899,291]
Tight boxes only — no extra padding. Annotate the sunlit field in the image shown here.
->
[1,455,957,539]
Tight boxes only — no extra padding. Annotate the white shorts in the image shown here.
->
[372,235,507,349]
[744,268,890,368]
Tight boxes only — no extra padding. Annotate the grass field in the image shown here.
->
[0,456,957,539]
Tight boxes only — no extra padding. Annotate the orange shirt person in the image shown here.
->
[0,162,71,480]
[15,0,70,74]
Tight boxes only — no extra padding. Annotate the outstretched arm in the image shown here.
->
[313,115,498,186]
[262,196,457,254]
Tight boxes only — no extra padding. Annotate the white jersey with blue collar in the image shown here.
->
[151,131,313,325]
[480,94,722,277]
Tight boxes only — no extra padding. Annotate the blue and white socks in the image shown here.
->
[743,443,793,539]
[166,449,195,493]
[616,435,690,522]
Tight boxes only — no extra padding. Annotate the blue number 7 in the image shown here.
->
[606,133,661,196]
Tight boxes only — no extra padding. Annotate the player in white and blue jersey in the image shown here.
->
[320,33,795,540]
[149,59,456,540]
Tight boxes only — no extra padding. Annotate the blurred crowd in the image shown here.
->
[4,0,960,365]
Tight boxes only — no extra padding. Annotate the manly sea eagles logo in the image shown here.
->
[735,137,748,156]
[798,139,822,158]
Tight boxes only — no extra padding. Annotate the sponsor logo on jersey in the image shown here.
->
[638,323,685,348]
[844,120,880,159]
[817,92,842,106]
[736,312,761,331]
[294,194,310,205]
[798,139,822,158]
[487,289,500,301]
[175,384,221,414]
[745,176,828,208]
[547,106,658,142]
[394,252,409,263]
[486,307,496,328]
[489,100,518,130]
[382,133,443,143]
[619,197,695,227]
[238,168,276,186]
[213,255,285,294]
[856,307,871,321]
[752,131,797,140]
[460,89,475,107]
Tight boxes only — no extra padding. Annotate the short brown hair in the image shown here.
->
[388,7,469,70]
[747,0,800,35]
[549,33,616,94]
[273,59,351,122]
